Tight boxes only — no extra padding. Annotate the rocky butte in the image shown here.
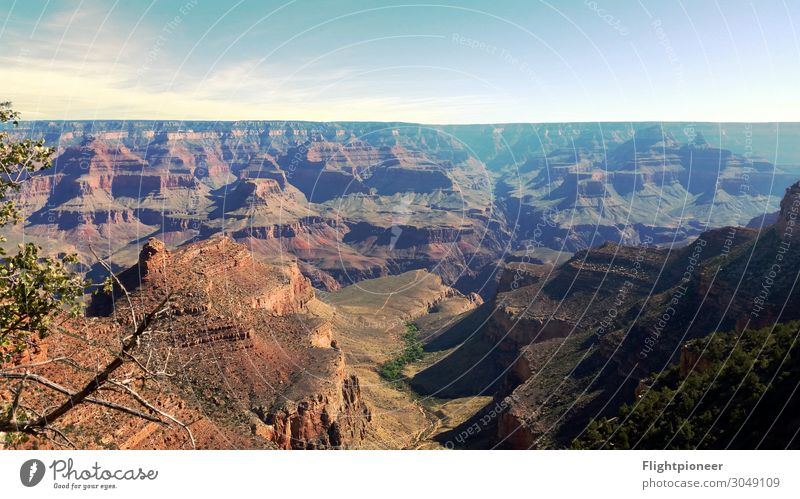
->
[26,235,371,449]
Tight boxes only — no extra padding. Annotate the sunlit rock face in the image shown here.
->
[82,235,370,449]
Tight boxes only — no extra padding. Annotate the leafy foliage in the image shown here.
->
[0,103,84,445]
[379,322,424,381]
[0,103,84,363]
[0,103,58,226]
[573,321,800,449]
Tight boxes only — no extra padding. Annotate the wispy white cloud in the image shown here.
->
[6,0,796,123]
[0,2,514,122]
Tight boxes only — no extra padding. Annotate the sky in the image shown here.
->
[1,0,799,123]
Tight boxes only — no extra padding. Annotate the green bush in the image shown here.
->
[379,323,425,381]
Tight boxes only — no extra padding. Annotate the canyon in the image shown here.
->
[8,121,798,294]
[421,181,800,449]
[5,120,800,449]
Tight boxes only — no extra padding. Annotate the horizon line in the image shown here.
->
[13,118,800,126]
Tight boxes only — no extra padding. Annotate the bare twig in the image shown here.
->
[3,357,79,371]
[107,380,196,449]
[88,245,137,332]
[0,372,167,433]
[0,246,194,448]
[44,425,76,449]
[24,293,172,429]
[9,373,27,424]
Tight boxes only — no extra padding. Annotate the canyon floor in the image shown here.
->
[320,270,491,449]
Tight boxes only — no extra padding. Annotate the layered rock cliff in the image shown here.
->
[78,236,372,449]
[10,121,793,296]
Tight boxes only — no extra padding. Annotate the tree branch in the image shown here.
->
[9,373,26,424]
[0,293,172,434]
[0,372,166,433]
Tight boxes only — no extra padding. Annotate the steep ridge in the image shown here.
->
[415,181,800,448]
[573,321,800,449]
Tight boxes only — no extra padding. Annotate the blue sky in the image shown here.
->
[1,0,799,122]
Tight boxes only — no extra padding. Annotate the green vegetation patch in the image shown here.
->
[573,321,800,449]
[379,322,425,381]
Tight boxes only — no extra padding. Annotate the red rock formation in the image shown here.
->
[74,236,371,449]
[253,356,371,449]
